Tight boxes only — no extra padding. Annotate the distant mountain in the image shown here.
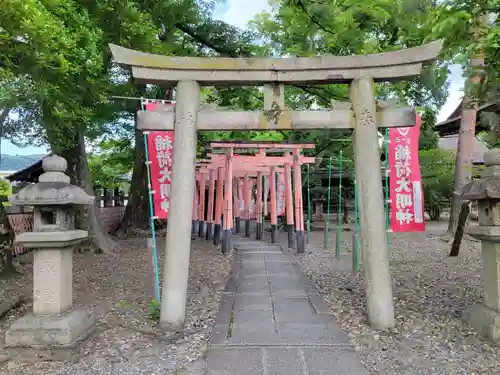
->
[0,154,46,171]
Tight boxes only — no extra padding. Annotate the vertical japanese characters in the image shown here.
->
[388,115,425,232]
[147,131,175,219]
[277,172,285,216]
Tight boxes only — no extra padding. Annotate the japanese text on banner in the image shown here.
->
[388,115,425,232]
[277,173,285,216]
[147,131,174,219]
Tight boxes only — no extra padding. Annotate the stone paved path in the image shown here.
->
[203,236,368,375]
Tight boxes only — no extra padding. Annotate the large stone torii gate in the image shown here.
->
[109,41,442,330]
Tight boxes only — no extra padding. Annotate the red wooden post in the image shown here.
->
[263,175,269,217]
[256,172,263,240]
[213,167,224,245]
[222,148,233,254]
[206,169,216,240]
[192,180,199,237]
[284,158,295,248]
[293,149,305,253]
[233,178,241,234]
[243,173,251,237]
[198,177,206,237]
[270,166,278,243]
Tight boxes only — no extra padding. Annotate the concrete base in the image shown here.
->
[287,225,296,248]
[296,230,306,254]
[235,217,241,234]
[271,225,278,243]
[244,220,251,237]
[256,223,263,240]
[5,309,95,360]
[213,224,221,245]
[221,230,232,255]
[463,304,500,342]
[206,222,213,241]
[198,221,205,238]
[191,220,198,238]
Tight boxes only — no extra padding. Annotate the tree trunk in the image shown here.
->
[0,201,17,277]
[447,109,477,233]
[117,126,149,236]
[448,14,487,234]
[449,202,470,257]
[342,188,349,224]
[60,129,118,253]
[0,107,10,128]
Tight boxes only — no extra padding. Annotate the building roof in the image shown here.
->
[438,135,489,164]
[5,154,48,182]
[435,100,499,136]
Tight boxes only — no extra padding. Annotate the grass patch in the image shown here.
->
[148,299,161,323]
[226,301,235,338]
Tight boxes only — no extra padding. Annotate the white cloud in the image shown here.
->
[213,0,271,28]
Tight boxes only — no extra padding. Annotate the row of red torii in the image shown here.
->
[109,40,442,331]
[193,142,315,254]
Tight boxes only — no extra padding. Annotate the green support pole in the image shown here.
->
[336,150,343,259]
[384,128,390,246]
[142,98,161,302]
[306,164,311,243]
[325,157,333,249]
[275,170,279,222]
[354,178,359,273]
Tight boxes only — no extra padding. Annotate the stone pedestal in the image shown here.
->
[33,247,73,315]
[6,309,95,349]
[4,155,96,359]
[459,150,500,342]
[314,201,324,219]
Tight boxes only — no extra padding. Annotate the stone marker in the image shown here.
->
[4,155,96,360]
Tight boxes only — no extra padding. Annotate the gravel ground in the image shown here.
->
[0,236,231,374]
[267,220,499,375]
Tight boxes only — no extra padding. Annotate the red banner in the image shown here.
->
[388,115,425,232]
[277,173,285,216]
[145,102,174,219]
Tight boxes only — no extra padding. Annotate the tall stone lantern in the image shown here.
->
[459,149,500,342]
[5,155,96,359]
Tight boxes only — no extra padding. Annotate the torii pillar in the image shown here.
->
[191,184,199,238]
[159,80,198,327]
[270,166,278,243]
[206,170,216,240]
[284,160,295,248]
[198,177,206,238]
[233,178,240,234]
[293,149,306,253]
[222,148,233,254]
[214,167,224,245]
[256,172,264,240]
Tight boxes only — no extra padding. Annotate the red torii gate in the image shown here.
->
[206,142,315,253]
[195,165,283,245]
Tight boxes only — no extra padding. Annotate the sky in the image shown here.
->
[2,0,464,156]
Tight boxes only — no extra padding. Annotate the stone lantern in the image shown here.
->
[5,155,96,359]
[459,149,500,342]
